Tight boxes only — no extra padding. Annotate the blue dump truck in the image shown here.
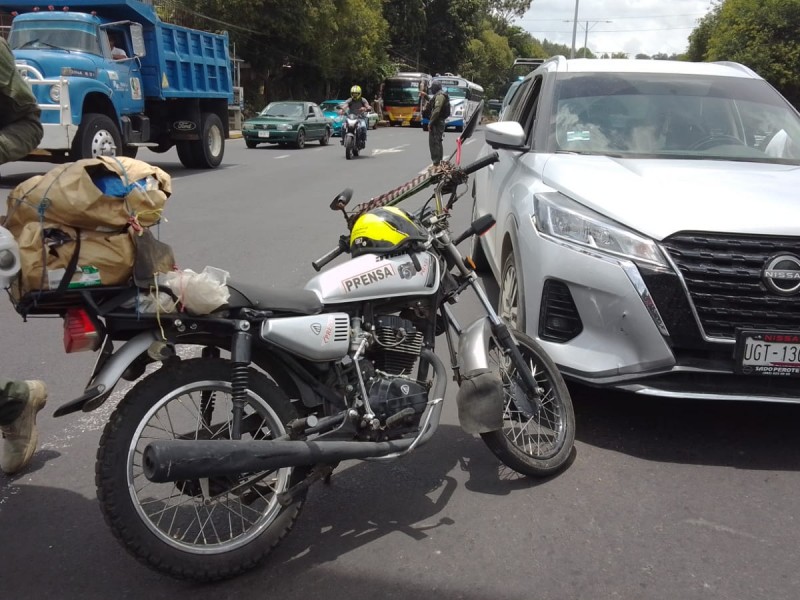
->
[1,0,233,168]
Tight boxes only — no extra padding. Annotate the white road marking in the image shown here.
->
[372,144,409,156]
[275,155,291,159]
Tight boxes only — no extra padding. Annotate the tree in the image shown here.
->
[686,3,722,61]
[422,0,488,74]
[702,0,800,105]
[460,25,514,98]
[488,0,533,28]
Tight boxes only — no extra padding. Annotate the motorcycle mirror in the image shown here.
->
[330,189,353,211]
[459,100,484,143]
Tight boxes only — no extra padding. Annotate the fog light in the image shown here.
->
[49,84,60,102]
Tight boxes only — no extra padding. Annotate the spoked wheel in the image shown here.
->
[481,329,575,477]
[96,358,307,582]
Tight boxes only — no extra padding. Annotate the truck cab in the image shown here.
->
[2,0,234,168]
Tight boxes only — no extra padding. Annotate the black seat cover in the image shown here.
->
[226,281,323,315]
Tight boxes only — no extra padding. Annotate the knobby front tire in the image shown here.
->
[481,329,575,477]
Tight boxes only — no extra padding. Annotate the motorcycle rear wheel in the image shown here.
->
[96,357,307,582]
[481,329,575,477]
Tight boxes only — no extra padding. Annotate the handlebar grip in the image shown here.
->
[312,245,345,272]
[460,152,499,176]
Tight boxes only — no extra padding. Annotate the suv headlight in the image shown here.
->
[534,192,668,269]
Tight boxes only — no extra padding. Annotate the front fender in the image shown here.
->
[455,317,503,434]
[53,330,158,417]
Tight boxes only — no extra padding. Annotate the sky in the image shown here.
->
[515,0,716,58]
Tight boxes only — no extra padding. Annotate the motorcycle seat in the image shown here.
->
[226,281,322,315]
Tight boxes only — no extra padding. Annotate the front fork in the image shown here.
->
[442,238,543,415]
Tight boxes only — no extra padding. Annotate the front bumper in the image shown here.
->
[243,130,299,143]
[518,221,800,402]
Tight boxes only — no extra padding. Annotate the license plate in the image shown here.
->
[258,130,270,138]
[735,330,800,376]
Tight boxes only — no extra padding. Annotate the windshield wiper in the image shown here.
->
[17,39,70,52]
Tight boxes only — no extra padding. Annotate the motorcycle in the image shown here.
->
[341,107,368,159]
[2,109,575,582]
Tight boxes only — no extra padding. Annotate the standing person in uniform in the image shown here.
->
[0,36,48,475]
[426,80,447,168]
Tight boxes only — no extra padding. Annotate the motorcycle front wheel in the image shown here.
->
[344,134,354,160]
[96,357,307,582]
[481,329,575,477]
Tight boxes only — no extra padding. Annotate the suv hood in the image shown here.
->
[541,155,800,240]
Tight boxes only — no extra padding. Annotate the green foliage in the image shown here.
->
[690,0,800,105]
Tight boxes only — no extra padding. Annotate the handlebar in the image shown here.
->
[459,152,499,176]
[312,236,349,272]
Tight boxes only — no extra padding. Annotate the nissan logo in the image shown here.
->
[762,254,800,296]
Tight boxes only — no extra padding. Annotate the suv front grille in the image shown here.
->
[661,232,800,339]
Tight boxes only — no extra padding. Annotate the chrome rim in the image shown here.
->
[126,380,291,554]
[500,261,520,329]
[488,344,565,459]
[91,129,117,156]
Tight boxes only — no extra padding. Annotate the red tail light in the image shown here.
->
[63,308,100,353]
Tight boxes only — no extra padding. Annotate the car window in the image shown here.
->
[502,79,531,123]
[549,72,800,162]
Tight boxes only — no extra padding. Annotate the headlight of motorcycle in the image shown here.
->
[534,192,669,269]
[49,85,60,103]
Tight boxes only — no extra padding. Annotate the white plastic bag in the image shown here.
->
[160,266,230,315]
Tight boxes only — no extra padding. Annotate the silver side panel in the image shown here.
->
[260,313,350,361]
[306,252,439,304]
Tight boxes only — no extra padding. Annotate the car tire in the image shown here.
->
[319,127,331,146]
[245,139,258,149]
[499,252,525,332]
[295,129,306,149]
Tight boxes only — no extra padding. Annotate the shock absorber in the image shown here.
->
[229,322,253,439]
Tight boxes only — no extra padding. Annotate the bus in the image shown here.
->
[423,74,484,132]
[382,72,432,127]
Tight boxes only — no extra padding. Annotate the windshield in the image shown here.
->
[384,81,421,106]
[260,103,304,118]
[320,102,343,112]
[550,72,800,163]
[9,20,101,55]
[441,86,467,99]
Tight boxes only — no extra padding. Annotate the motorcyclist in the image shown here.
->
[339,85,371,146]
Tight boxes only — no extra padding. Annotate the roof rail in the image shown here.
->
[513,58,546,67]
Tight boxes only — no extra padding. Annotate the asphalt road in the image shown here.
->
[1,127,799,600]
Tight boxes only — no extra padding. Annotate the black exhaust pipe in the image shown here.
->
[144,438,418,482]
[143,349,446,483]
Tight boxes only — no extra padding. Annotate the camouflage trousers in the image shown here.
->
[428,120,445,165]
[0,378,27,425]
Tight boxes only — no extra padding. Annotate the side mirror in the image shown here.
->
[130,23,146,58]
[485,121,527,150]
[330,189,353,211]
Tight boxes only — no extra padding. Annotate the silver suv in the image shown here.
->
[473,56,800,402]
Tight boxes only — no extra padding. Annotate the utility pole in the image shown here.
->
[570,0,579,59]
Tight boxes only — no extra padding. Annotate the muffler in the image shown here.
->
[144,437,419,482]
[143,349,446,483]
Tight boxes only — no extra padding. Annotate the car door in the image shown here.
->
[477,74,545,275]
[306,104,324,139]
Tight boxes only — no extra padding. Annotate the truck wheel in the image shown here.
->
[176,141,200,168]
[72,113,122,159]
[181,112,225,169]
